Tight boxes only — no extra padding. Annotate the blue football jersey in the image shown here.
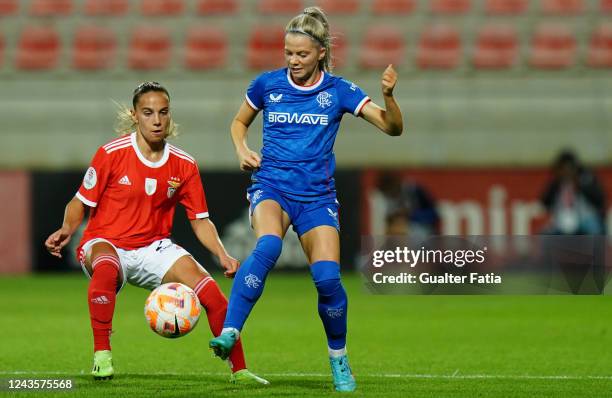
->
[245,68,370,201]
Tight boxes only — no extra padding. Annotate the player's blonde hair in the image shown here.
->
[285,7,333,72]
[114,81,179,138]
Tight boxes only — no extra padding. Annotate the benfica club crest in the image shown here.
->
[145,178,157,196]
[167,177,182,199]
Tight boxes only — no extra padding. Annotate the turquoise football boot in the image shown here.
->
[329,354,356,392]
[209,330,238,360]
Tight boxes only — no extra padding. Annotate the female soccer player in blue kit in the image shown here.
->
[210,7,403,392]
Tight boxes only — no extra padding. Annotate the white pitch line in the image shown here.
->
[0,371,612,381]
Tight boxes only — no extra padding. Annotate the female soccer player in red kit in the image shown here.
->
[44,82,268,385]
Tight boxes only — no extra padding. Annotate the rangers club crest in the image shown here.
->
[145,178,157,196]
[167,177,182,199]
[316,91,332,108]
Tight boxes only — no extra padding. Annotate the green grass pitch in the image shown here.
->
[1,273,612,397]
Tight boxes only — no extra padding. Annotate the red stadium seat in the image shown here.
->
[586,23,612,68]
[0,33,4,66]
[196,0,238,14]
[128,26,171,70]
[600,0,612,12]
[359,25,405,69]
[247,26,286,70]
[331,28,348,69]
[430,0,471,14]
[83,0,128,16]
[141,0,184,16]
[72,26,117,70]
[315,0,359,15]
[540,0,584,14]
[371,0,416,15]
[529,24,576,69]
[472,24,518,69]
[16,26,61,70]
[484,0,528,15]
[416,24,461,69]
[258,0,303,14]
[0,0,18,15]
[29,0,72,16]
[184,26,227,70]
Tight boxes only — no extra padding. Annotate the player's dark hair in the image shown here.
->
[286,7,333,72]
[114,81,178,138]
[132,81,170,108]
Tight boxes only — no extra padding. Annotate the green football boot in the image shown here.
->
[230,369,270,386]
[92,350,114,380]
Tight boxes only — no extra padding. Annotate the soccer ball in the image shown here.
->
[144,283,201,338]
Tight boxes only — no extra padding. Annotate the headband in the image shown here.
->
[286,28,325,47]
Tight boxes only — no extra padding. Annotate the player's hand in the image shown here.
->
[237,147,261,171]
[219,253,240,278]
[381,64,397,97]
[44,227,72,258]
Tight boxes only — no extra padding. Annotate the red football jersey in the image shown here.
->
[76,133,209,250]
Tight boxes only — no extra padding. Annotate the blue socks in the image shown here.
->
[311,261,348,350]
[224,234,282,331]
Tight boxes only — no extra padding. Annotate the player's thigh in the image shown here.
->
[162,255,209,289]
[252,199,291,239]
[299,225,340,264]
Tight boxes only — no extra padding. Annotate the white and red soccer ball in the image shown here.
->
[144,283,201,338]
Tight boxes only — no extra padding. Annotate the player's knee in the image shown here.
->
[91,258,120,290]
[310,261,343,297]
[252,234,283,267]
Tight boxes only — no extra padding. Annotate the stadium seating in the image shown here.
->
[331,28,348,69]
[358,25,405,69]
[586,23,612,68]
[430,0,471,14]
[371,0,416,15]
[16,26,61,70]
[184,26,227,70]
[600,0,612,12]
[529,24,576,69]
[258,0,303,15]
[140,0,184,16]
[484,0,528,15]
[72,26,117,70]
[128,26,172,70]
[196,0,238,14]
[247,26,286,70]
[0,0,17,15]
[472,24,518,69]
[315,0,360,15]
[540,0,584,14]
[416,24,462,69]
[29,0,72,16]
[83,0,129,16]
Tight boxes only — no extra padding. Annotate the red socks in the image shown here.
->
[194,276,246,373]
[88,255,120,352]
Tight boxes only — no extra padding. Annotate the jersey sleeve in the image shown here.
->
[336,78,371,116]
[75,147,111,207]
[245,72,268,111]
[178,166,209,220]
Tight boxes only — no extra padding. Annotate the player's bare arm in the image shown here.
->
[189,218,239,278]
[45,197,86,258]
[231,101,262,171]
[360,64,403,137]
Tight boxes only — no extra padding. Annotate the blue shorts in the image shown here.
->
[247,184,340,237]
